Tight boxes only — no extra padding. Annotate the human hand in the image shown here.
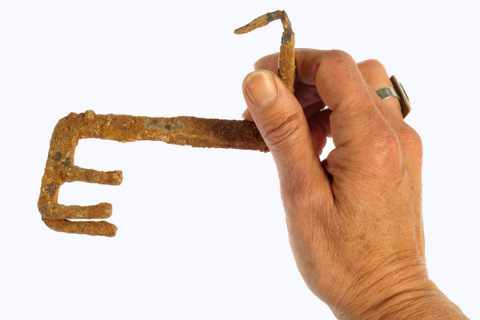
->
[241,49,467,319]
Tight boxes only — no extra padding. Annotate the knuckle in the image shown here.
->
[370,130,402,167]
[358,59,387,76]
[400,126,423,161]
[404,127,422,149]
[324,49,355,66]
[261,112,303,152]
[352,130,407,186]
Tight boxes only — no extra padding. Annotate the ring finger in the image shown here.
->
[357,59,404,120]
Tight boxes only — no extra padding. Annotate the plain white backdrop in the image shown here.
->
[1,0,478,319]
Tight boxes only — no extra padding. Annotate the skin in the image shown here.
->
[241,49,468,319]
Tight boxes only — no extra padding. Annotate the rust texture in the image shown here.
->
[234,10,296,94]
[38,10,296,237]
[38,112,268,236]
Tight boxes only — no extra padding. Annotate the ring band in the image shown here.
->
[376,75,412,118]
[376,87,399,100]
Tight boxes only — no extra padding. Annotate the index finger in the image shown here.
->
[257,49,390,148]
[254,53,322,110]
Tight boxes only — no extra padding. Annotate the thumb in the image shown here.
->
[242,70,331,208]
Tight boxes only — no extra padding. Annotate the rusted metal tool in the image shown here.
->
[38,10,295,236]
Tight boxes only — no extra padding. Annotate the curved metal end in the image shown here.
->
[234,10,296,94]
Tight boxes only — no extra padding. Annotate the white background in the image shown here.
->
[1,0,479,319]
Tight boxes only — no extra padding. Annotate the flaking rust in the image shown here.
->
[38,11,296,236]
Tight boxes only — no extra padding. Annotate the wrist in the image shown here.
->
[327,255,468,320]
[344,280,468,320]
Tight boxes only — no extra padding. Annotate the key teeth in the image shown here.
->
[39,202,113,220]
[42,217,117,237]
[63,166,123,185]
[40,202,117,237]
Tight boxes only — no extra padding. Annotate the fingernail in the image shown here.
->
[241,110,247,119]
[244,71,278,110]
[241,109,252,120]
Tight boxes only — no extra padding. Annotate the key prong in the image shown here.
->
[42,218,117,237]
[63,165,123,185]
[39,202,113,220]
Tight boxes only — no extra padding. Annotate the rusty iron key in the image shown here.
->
[38,10,295,236]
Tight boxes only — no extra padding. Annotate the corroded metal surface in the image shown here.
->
[39,10,296,237]
[38,111,268,236]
